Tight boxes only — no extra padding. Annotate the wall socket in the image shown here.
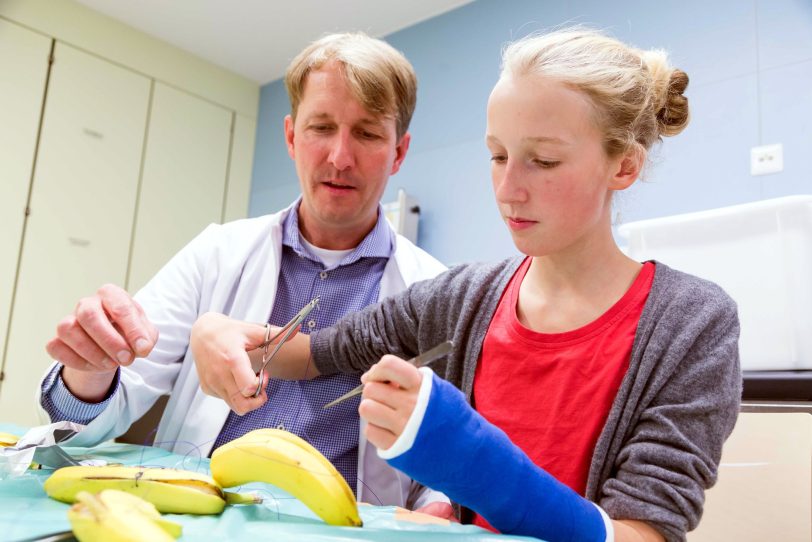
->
[750,143,783,176]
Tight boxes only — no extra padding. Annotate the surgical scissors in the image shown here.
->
[253,297,320,398]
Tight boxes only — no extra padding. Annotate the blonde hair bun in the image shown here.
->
[501,27,691,155]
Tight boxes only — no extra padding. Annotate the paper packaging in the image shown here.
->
[0,421,86,479]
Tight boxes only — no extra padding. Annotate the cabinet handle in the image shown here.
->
[68,237,90,247]
[82,128,104,139]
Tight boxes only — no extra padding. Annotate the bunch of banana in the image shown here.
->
[210,428,362,527]
[45,465,259,514]
[0,431,19,447]
[68,489,181,542]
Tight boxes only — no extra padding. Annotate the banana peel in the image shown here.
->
[210,428,362,527]
[68,489,181,542]
[45,465,259,514]
[0,431,20,447]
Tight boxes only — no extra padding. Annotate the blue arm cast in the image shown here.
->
[387,372,607,542]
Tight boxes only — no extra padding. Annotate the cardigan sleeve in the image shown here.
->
[308,260,517,378]
[309,276,433,375]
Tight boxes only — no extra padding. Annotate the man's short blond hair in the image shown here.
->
[285,32,417,140]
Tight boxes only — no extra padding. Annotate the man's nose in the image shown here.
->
[327,130,355,171]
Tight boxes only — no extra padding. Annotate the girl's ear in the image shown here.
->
[609,145,645,191]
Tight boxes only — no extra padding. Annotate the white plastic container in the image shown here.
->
[617,195,812,371]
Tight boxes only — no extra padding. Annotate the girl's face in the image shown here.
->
[486,74,629,258]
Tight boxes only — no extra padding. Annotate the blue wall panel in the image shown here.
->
[757,0,812,70]
[249,79,298,217]
[250,0,812,265]
[760,60,812,199]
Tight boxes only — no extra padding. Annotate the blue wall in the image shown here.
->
[250,0,812,266]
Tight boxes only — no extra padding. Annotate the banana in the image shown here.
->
[0,431,19,447]
[210,428,362,527]
[68,489,181,542]
[45,465,259,514]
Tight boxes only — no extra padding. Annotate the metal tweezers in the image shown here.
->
[253,297,320,398]
[322,340,453,409]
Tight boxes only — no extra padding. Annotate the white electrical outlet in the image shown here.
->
[750,143,783,176]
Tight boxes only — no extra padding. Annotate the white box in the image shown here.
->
[383,189,420,245]
[617,195,812,371]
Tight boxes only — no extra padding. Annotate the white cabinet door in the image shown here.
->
[689,412,812,541]
[0,20,52,386]
[0,43,150,424]
[223,114,257,222]
[127,83,232,292]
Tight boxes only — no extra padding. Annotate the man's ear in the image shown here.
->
[609,145,645,191]
[389,132,411,175]
[284,115,295,160]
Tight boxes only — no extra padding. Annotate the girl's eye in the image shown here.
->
[490,155,507,164]
[533,159,560,169]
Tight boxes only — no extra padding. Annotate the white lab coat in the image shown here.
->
[37,205,448,508]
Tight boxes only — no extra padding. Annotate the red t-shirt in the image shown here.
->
[472,258,655,531]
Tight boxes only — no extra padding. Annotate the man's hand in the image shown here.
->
[46,284,159,402]
[190,312,274,415]
[191,312,318,415]
[358,355,422,451]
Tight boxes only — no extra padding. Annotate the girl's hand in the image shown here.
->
[359,354,423,450]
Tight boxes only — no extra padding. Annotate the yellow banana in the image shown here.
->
[210,428,362,527]
[45,465,259,514]
[68,489,181,542]
[0,431,19,447]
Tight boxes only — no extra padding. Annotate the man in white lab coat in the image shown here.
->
[36,32,449,513]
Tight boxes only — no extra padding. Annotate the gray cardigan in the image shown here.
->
[311,258,742,542]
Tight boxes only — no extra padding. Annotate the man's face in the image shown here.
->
[285,62,410,247]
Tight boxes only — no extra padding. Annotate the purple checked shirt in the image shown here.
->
[42,200,394,494]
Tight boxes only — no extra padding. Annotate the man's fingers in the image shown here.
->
[72,296,134,364]
[221,349,262,398]
[199,348,260,404]
[132,297,160,347]
[97,284,154,357]
[46,338,96,372]
[248,323,289,351]
[56,310,125,370]
[228,387,268,415]
[58,319,117,371]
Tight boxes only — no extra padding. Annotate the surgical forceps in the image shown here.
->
[253,297,320,398]
[321,340,453,409]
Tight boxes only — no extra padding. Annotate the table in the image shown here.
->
[0,424,539,542]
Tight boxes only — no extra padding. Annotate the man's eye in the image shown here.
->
[490,155,507,164]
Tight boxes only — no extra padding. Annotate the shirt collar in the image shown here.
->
[282,197,394,265]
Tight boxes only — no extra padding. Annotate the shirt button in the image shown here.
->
[319,271,328,280]
[307,320,316,329]
[276,422,285,431]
